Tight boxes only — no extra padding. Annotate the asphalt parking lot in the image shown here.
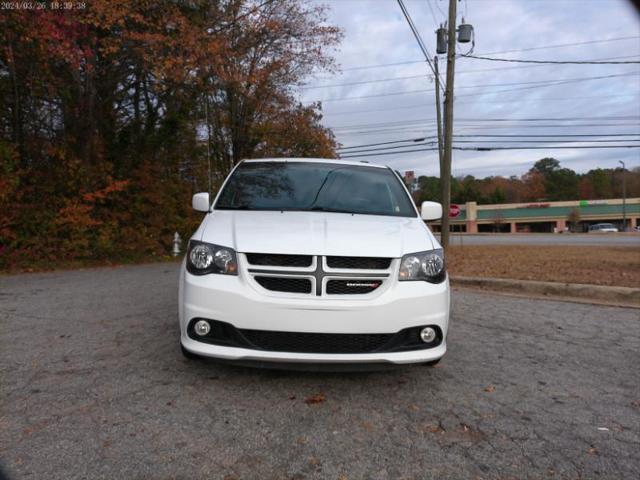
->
[1,263,638,480]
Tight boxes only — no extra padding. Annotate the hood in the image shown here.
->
[198,210,437,257]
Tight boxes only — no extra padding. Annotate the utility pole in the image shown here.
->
[434,56,444,174]
[441,0,458,250]
[619,160,626,231]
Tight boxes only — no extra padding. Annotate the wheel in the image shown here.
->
[181,344,200,360]
[423,358,442,367]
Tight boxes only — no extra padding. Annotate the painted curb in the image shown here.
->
[450,276,640,307]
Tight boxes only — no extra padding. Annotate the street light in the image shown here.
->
[619,160,626,232]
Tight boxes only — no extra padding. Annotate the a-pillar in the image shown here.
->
[510,222,517,233]
[630,217,637,229]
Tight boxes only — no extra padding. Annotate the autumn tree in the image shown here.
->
[0,0,342,269]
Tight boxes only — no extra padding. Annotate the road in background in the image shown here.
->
[1,264,638,479]
[436,233,640,246]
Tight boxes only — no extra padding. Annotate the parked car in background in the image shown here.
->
[179,158,450,368]
[588,223,619,233]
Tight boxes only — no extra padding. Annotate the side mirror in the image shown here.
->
[192,192,210,212]
[421,201,442,221]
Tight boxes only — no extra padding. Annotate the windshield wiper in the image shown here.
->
[310,206,356,214]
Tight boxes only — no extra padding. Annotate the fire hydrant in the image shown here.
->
[172,232,182,257]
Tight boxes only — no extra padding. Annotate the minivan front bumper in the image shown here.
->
[179,262,450,365]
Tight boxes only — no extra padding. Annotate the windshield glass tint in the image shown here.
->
[215,162,416,217]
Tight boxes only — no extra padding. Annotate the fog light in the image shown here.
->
[420,327,437,343]
[194,320,211,336]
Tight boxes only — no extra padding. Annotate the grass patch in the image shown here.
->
[447,245,640,288]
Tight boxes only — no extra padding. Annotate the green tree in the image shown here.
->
[546,168,579,201]
[417,176,441,203]
[588,169,612,198]
[530,158,561,176]
[489,186,506,204]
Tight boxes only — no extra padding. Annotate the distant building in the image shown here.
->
[403,171,419,193]
[429,198,639,233]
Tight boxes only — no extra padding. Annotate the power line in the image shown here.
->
[332,117,640,131]
[322,93,639,117]
[457,115,640,122]
[309,72,639,103]
[476,35,640,56]
[453,72,640,98]
[450,139,640,143]
[452,54,640,73]
[339,137,437,150]
[456,73,639,90]
[333,36,640,72]
[461,54,640,65]
[396,0,445,90]
[340,148,439,158]
[339,59,425,72]
[458,145,640,151]
[339,144,640,159]
[339,138,640,154]
[334,123,640,134]
[339,139,640,156]
[316,88,432,102]
[332,123,640,136]
[301,74,427,90]
[305,55,640,90]
[455,133,640,138]
[426,0,442,29]
[338,133,640,150]
[339,142,439,155]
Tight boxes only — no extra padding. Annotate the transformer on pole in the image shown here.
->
[436,25,448,54]
[457,18,474,43]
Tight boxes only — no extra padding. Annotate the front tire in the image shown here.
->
[181,344,200,360]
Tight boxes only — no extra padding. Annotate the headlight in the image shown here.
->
[187,240,238,276]
[399,249,445,283]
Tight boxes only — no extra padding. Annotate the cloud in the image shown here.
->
[302,0,640,177]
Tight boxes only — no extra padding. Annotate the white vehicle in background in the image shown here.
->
[588,223,619,233]
[178,158,450,369]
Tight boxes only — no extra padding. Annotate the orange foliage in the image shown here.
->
[0,1,341,269]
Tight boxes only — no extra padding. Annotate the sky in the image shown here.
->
[299,0,640,178]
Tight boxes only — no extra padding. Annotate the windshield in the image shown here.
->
[215,161,417,217]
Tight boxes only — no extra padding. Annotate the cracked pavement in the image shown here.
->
[1,263,639,479]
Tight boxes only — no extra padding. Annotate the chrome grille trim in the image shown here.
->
[243,254,395,297]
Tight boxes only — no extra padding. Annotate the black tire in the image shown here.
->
[423,358,442,367]
[181,344,200,360]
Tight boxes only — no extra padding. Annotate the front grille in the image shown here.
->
[239,329,394,354]
[326,279,383,295]
[326,256,391,270]
[254,276,312,294]
[246,253,312,267]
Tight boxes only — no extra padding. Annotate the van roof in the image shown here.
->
[241,157,389,169]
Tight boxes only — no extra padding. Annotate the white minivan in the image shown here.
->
[179,158,450,368]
